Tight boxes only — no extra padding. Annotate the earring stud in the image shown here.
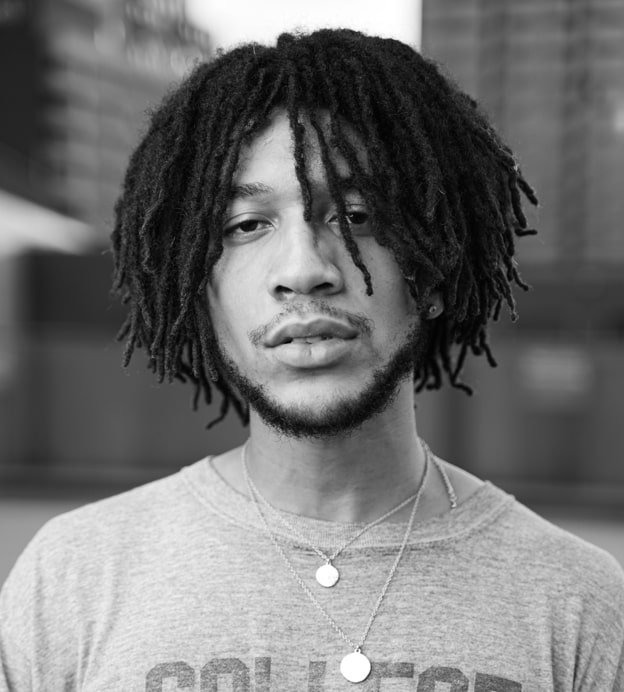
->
[427,304,438,315]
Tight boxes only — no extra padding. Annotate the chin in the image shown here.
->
[250,387,400,439]
[231,363,411,439]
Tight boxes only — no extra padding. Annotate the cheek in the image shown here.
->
[206,279,236,345]
[377,280,419,326]
[361,247,418,317]
[207,276,255,356]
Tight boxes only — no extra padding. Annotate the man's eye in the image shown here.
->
[345,211,369,226]
[224,217,271,236]
[328,208,370,232]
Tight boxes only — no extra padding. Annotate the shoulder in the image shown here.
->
[0,460,217,649]
[490,492,624,612]
[449,475,624,604]
[463,485,624,674]
[40,467,192,549]
[507,499,622,577]
[0,459,221,662]
[2,459,215,585]
[507,506,624,687]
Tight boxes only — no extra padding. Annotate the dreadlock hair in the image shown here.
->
[111,28,538,428]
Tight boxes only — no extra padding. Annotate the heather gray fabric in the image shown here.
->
[1,456,623,691]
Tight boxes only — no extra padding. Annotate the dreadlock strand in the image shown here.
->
[285,66,313,220]
[517,171,539,205]
[307,109,373,295]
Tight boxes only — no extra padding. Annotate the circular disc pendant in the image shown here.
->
[315,562,339,588]
[340,651,371,683]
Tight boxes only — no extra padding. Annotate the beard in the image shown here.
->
[212,321,430,439]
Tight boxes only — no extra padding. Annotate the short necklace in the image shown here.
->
[243,445,431,684]
[422,440,458,510]
[242,439,456,588]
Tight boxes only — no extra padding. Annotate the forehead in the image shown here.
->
[233,109,368,187]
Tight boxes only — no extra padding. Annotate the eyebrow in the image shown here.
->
[228,182,274,200]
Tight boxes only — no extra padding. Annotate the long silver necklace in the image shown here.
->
[243,445,431,684]
[242,439,456,588]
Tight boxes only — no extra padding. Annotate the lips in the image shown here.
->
[264,318,358,348]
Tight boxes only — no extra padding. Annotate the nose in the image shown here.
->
[267,220,344,300]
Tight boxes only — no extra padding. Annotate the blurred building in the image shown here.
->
[1,0,211,224]
[422,0,624,511]
[39,0,210,233]
[0,0,46,203]
[0,0,230,494]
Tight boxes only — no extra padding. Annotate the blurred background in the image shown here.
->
[1,0,623,584]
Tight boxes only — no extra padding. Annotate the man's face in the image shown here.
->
[207,110,429,437]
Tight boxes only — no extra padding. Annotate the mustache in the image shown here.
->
[248,301,374,347]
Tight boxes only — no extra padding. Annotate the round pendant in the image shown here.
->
[340,651,371,683]
[315,562,339,588]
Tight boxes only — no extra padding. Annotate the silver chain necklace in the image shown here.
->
[243,443,436,684]
[423,439,458,511]
[242,439,456,588]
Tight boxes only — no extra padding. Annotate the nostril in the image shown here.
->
[275,281,335,297]
[270,261,343,298]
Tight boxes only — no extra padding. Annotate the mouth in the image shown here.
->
[280,334,335,345]
[265,318,359,348]
[263,317,359,369]
[270,336,356,369]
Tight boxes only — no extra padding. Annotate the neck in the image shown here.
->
[243,381,426,523]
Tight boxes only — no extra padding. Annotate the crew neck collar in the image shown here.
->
[181,455,514,550]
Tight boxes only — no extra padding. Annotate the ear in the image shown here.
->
[424,291,444,320]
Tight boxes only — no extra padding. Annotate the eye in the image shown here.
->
[328,207,371,234]
[223,215,273,237]
[345,210,369,226]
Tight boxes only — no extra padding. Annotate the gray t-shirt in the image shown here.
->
[1,457,623,691]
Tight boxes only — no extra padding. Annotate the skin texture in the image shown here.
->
[208,110,481,523]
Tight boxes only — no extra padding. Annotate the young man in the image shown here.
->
[1,29,623,691]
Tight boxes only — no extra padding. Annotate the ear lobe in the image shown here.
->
[424,293,444,320]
